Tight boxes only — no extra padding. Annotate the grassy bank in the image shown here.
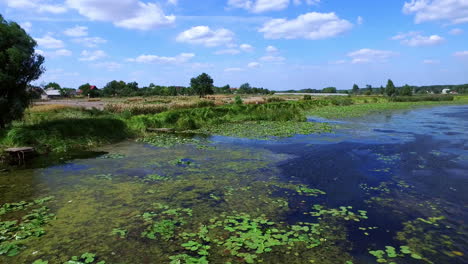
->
[1,95,467,165]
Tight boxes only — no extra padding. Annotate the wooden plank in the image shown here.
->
[6,147,35,153]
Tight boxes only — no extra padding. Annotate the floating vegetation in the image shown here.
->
[369,245,422,263]
[111,228,127,238]
[143,173,169,182]
[0,197,55,257]
[138,134,210,148]
[95,174,113,180]
[141,203,193,241]
[295,185,327,197]
[197,121,332,139]
[310,205,368,222]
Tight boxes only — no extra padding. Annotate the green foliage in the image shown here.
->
[322,87,337,93]
[385,79,397,97]
[0,15,45,128]
[295,185,326,197]
[369,245,422,263]
[389,95,454,102]
[266,97,285,103]
[234,96,243,105]
[0,197,54,257]
[303,95,312,100]
[78,83,99,98]
[191,73,214,98]
[310,205,368,222]
[111,228,127,238]
[400,85,412,96]
[352,84,360,95]
[141,203,193,241]
[64,252,106,264]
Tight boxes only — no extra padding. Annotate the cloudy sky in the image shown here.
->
[1,0,468,90]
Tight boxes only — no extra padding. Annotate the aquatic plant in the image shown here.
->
[0,197,55,257]
[310,205,368,222]
[295,185,326,197]
[63,252,106,264]
[141,203,193,241]
[369,245,422,263]
[111,228,127,238]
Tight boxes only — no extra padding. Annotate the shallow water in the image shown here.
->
[1,105,468,264]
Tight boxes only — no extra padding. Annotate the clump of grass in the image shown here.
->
[28,105,74,113]
[389,95,454,102]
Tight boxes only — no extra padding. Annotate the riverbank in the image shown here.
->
[1,95,467,167]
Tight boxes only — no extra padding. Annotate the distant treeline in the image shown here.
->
[40,80,273,98]
[282,83,468,95]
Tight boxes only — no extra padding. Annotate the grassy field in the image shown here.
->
[1,94,467,166]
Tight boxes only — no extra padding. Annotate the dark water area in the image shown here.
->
[1,105,468,264]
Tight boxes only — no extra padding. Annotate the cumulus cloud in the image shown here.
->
[64,26,88,37]
[176,26,235,47]
[449,28,463,35]
[94,61,122,71]
[347,49,398,64]
[392,32,445,47]
[79,50,107,61]
[66,0,175,30]
[259,12,353,40]
[20,22,32,32]
[35,35,65,49]
[403,0,468,24]
[4,0,67,13]
[36,49,73,58]
[224,67,244,72]
[266,45,279,53]
[228,0,319,13]
[247,62,261,68]
[423,59,440,64]
[128,53,195,64]
[72,37,107,48]
[454,51,468,57]
[260,55,286,62]
[240,44,254,52]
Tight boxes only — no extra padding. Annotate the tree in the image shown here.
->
[352,84,360,95]
[45,82,61,90]
[400,84,412,96]
[385,79,396,97]
[0,15,45,128]
[365,84,373,95]
[79,83,99,98]
[190,73,214,98]
[322,87,337,93]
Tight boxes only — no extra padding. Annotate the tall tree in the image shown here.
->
[352,84,360,95]
[400,84,413,96]
[0,15,45,128]
[385,79,396,97]
[190,73,214,98]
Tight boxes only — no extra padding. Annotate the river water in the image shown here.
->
[1,105,467,264]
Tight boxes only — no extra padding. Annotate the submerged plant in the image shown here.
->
[310,205,368,222]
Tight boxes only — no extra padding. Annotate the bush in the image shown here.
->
[234,96,243,105]
[266,97,285,103]
[330,97,353,106]
[303,95,312,100]
[389,95,454,102]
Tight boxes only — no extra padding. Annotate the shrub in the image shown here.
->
[389,95,454,102]
[266,97,285,103]
[303,95,312,100]
[234,96,243,105]
[330,97,353,106]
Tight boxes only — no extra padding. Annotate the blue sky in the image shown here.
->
[1,0,468,90]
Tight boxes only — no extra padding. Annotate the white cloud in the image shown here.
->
[329,59,347,65]
[5,0,67,14]
[36,49,72,58]
[167,0,178,5]
[128,53,195,64]
[64,26,88,37]
[347,49,398,64]
[423,59,440,64]
[214,49,241,55]
[393,33,445,47]
[176,26,235,47]
[454,51,468,57]
[357,16,364,25]
[259,12,353,40]
[449,28,463,35]
[240,44,254,52]
[228,0,318,13]
[260,55,286,62]
[34,35,65,49]
[54,49,72,56]
[266,45,278,53]
[20,22,32,32]
[224,67,244,72]
[247,62,261,68]
[72,37,107,48]
[66,0,175,30]
[403,0,468,24]
[94,61,122,71]
[79,50,107,61]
